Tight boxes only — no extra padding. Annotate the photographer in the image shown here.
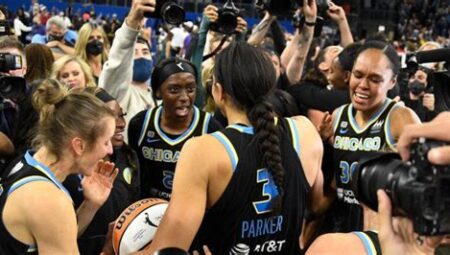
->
[190,3,247,108]
[0,37,28,169]
[369,113,450,255]
[403,67,438,122]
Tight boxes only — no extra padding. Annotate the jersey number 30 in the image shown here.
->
[339,161,358,184]
[253,169,280,214]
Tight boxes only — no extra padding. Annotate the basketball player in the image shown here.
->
[329,41,420,232]
[0,79,118,254]
[128,57,221,200]
[134,41,325,254]
[64,89,140,254]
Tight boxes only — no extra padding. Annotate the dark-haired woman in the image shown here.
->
[329,41,420,233]
[128,57,221,200]
[136,41,324,254]
[64,89,140,254]
[0,79,118,254]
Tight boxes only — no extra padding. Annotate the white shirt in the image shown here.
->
[14,18,32,37]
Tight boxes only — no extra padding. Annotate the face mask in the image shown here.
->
[408,80,426,96]
[48,34,64,42]
[86,40,104,56]
[133,58,153,83]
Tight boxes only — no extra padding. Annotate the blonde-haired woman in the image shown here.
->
[52,55,96,89]
[0,79,117,254]
[74,22,110,80]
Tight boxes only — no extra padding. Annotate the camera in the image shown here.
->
[256,0,330,16]
[0,20,11,37]
[145,0,185,26]
[0,53,22,73]
[351,139,450,235]
[209,0,240,35]
[0,74,27,101]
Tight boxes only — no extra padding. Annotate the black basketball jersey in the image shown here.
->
[0,151,72,255]
[191,118,310,255]
[332,99,399,232]
[63,146,140,255]
[131,105,221,200]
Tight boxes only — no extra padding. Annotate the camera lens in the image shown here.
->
[351,153,406,211]
[161,2,185,26]
[218,11,238,34]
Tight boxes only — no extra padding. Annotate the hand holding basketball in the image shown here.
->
[113,198,169,255]
[81,160,119,208]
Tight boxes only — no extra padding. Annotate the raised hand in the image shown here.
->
[235,17,248,34]
[127,0,156,29]
[303,0,318,23]
[81,160,118,208]
[204,5,219,23]
[327,1,347,23]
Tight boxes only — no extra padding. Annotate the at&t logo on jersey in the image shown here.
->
[229,243,250,255]
[229,240,286,254]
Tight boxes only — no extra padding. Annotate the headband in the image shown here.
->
[151,58,197,95]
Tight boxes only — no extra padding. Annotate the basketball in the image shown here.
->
[113,198,169,255]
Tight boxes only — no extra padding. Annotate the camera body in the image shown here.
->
[352,139,450,235]
[0,53,22,73]
[0,74,27,101]
[209,0,241,35]
[144,0,185,26]
[256,0,330,16]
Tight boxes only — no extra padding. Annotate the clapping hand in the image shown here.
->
[81,160,118,208]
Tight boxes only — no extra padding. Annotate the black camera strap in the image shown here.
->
[202,35,229,62]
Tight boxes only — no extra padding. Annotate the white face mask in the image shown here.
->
[420,62,437,70]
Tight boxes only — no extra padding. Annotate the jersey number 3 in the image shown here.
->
[253,169,280,214]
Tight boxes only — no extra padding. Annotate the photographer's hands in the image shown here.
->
[422,93,435,111]
[204,5,219,23]
[127,0,156,30]
[377,190,442,255]
[397,111,450,164]
[303,0,318,23]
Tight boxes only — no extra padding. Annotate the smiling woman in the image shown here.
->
[0,79,118,254]
[63,88,141,254]
[128,57,222,201]
[328,41,421,233]
[52,55,97,89]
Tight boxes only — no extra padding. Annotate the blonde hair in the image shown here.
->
[51,55,97,88]
[202,62,215,113]
[32,79,114,160]
[418,41,441,52]
[74,22,110,65]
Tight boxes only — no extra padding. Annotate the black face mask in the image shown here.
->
[48,34,64,42]
[86,40,104,56]
[409,80,426,96]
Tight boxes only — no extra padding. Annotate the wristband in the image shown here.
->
[304,20,316,27]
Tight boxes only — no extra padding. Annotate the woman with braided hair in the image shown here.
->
[137,41,325,254]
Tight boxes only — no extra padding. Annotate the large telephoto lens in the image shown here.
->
[351,153,406,211]
[161,2,185,26]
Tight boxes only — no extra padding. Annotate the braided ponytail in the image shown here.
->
[215,41,283,213]
[248,99,284,213]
